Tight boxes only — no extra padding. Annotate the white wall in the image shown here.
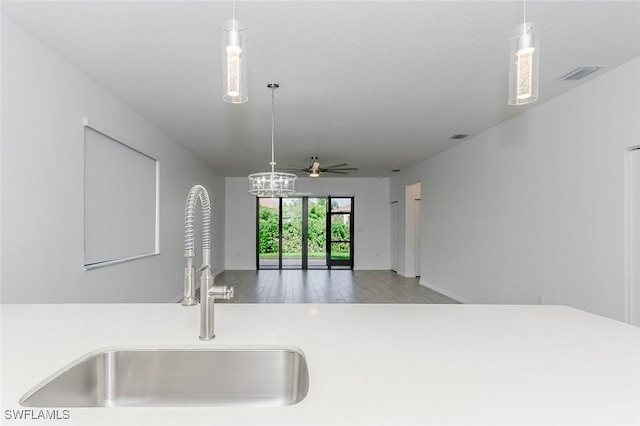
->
[224,178,257,270]
[1,16,225,303]
[225,177,390,270]
[391,57,640,322]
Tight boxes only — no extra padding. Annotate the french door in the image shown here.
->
[256,196,353,269]
[327,196,354,269]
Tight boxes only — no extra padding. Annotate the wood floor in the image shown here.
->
[214,270,459,304]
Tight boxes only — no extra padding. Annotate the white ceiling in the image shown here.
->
[3,1,639,177]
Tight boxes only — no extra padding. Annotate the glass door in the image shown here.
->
[257,196,352,270]
[327,196,354,269]
[257,198,280,269]
[281,198,302,269]
[307,197,327,269]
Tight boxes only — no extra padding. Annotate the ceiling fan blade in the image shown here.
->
[278,170,308,176]
[320,168,358,173]
[323,163,349,169]
[326,167,358,171]
[324,170,349,174]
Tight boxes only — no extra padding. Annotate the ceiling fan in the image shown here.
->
[282,156,358,178]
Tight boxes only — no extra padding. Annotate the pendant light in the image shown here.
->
[248,82,297,197]
[222,1,247,104]
[508,0,539,105]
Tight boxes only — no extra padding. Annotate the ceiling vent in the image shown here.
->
[450,134,469,140]
[560,66,601,81]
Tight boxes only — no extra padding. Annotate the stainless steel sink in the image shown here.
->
[19,347,309,407]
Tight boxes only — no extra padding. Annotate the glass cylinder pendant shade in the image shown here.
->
[222,19,248,104]
[508,23,539,105]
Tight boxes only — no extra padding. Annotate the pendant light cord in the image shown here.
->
[232,0,236,31]
[270,84,276,173]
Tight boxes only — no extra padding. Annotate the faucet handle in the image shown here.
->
[226,286,235,299]
[210,285,234,300]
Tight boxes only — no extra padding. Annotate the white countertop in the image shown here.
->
[1,303,639,425]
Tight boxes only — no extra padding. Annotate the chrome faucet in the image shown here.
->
[182,185,234,340]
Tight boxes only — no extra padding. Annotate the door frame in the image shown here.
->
[255,197,284,269]
[257,196,354,270]
[327,195,355,269]
[390,201,399,272]
[626,146,640,325]
[414,198,421,277]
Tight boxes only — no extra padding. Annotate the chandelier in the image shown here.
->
[248,82,297,197]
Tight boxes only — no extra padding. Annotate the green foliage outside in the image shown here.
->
[258,198,350,259]
[258,204,280,255]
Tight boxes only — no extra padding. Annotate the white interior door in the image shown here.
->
[630,148,640,326]
[390,202,398,272]
[414,199,421,277]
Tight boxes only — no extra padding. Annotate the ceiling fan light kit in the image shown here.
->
[308,158,321,177]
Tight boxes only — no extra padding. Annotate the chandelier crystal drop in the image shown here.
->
[248,82,297,197]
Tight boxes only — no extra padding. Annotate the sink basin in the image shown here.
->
[19,347,309,407]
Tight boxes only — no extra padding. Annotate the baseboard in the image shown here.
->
[395,271,416,278]
[419,279,473,304]
[169,268,225,303]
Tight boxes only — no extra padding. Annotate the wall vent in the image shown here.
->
[560,66,601,81]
